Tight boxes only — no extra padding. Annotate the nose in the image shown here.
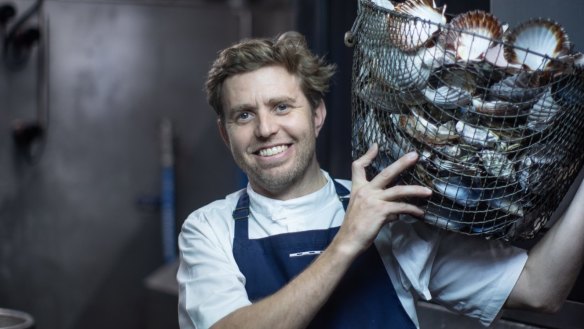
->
[254,111,278,138]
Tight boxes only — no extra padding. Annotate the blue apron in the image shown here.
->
[232,180,416,328]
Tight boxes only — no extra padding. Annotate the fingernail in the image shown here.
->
[407,152,418,159]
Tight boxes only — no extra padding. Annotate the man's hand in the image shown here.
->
[210,144,432,329]
[333,143,432,256]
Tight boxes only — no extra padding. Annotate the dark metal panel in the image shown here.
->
[0,1,247,329]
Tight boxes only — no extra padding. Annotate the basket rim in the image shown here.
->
[358,0,572,68]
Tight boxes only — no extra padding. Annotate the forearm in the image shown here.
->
[211,238,356,329]
[210,148,430,328]
[507,179,584,311]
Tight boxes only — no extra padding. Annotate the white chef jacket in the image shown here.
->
[177,170,528,329]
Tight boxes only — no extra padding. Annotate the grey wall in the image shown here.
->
[0,1,292,328]
[491,0,584,52]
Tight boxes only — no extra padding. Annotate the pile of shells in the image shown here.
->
[349,0,584,240]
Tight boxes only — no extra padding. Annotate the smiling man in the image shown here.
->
[219,65,326,199]
[177,32,584,329]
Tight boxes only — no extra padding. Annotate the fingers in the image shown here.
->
[382,185,432,201]
[384,202,427,219]
[369,151,419,189]
[382,185,432,219]
[350,148,431,220]
[351,143,379,184]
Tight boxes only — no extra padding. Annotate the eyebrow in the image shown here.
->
[230,104,255,114]
[229,96,297,114]
[267,96,297,107]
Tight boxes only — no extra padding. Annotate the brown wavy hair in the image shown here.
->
[205,31,337,121]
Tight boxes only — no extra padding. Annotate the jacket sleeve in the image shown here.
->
[177,204,251,329]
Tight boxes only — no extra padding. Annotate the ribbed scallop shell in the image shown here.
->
[445,10,503,62]
[527,87,560,131]
[574,53,584,69]
[388,0,446,52]
[504,18,571,71]
[370,0,395,10]
[369,45,431,90]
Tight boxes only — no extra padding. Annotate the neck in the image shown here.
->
[251,162,327,201]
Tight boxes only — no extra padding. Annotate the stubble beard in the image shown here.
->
[234,138,317,195]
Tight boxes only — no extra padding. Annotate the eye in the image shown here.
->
[235,111,254,123]
[275,103,290,113]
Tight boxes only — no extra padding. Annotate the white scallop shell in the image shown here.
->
[488,72,548,103]
[370,0,395,10]
[574,53,584,69]
[369,45,431,90]
[422,85,472,109]
[484,43,522,69]
[445,10,503,62]
[363,108,393,150]
[388,0,447,51]
[504,18,571,71]
[394,0,446,21]
[471,97,523,117]
[527,87,561,131]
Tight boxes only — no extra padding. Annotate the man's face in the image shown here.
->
[219,65,326,198]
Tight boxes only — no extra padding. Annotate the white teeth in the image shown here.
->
[258,145,288,157]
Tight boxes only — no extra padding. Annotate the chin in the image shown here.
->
[252,170,299,191]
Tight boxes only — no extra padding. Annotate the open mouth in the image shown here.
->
[256,144,290,157]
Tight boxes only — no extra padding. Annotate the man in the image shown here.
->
[177,31,584,329]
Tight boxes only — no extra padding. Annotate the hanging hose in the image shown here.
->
[161,118,177,263]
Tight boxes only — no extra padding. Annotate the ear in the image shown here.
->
[217,118,230,147]
[313,100,327,137]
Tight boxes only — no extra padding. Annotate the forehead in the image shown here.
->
[222,66,303,110]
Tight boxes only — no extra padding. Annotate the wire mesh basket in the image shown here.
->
[346,0,584,241]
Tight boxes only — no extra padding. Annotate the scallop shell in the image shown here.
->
[517,144,565,195]
[488,72,548,103]
[527,87,561,131]
[356,81,401,112]
[370,0,395,10]
[504,18,571,71]
[424,202,468,231]
[574,52,584,69]
[388,0,447,52]
[363,108,393,151]
[455,121,501,149]
[422,85,472,109]
[431,176,482,208]
[471,97,524,117]
[445,10,504,62]
[484,43,522,69]
[369,45,431,90]
[551,73,584,110]
[479,150,516,181]
[418,44,457,69]
[483,183,525,217]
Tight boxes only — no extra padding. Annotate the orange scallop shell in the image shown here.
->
[387,0,447,52]
[444,10,504,61]
[504,18,571,71]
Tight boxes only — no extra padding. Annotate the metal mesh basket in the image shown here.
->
[346,0,584,241]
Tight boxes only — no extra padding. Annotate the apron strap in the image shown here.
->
[332,180,350,211]
[232,191,250,220]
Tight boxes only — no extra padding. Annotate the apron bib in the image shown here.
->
[232,181,416,328]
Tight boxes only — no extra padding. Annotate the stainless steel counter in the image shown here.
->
[417,300,584,329]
